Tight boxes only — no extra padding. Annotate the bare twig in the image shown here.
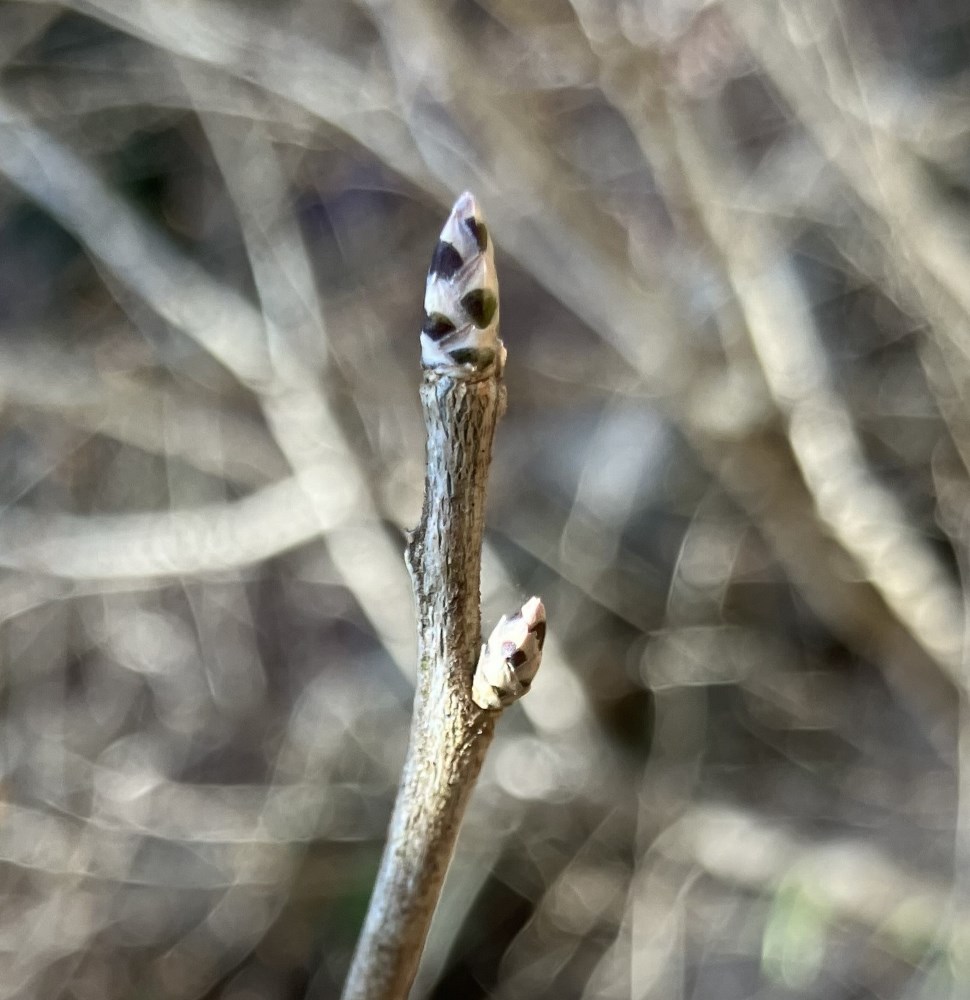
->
[340,193,545,1000]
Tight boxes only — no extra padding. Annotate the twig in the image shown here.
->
[340,193,545,1000]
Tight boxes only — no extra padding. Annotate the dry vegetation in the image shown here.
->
[0,1,969,998]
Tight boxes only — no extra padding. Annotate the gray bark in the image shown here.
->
[340,370,505,1000]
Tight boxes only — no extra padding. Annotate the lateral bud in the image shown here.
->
[472,596,546,710]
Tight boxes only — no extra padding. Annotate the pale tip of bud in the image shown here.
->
[521,596,545,631]
[451,190,480,221]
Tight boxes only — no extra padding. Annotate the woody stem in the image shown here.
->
[339,369,505,1000]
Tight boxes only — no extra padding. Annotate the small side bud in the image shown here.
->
[472,596,546,710]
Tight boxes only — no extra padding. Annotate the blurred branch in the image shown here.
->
[0,96,270,381]
[185,94,418,675]
[0,95,417,675]
[0,341,286,487]
[662,93,965,681]
[0,479,323,578]
[560,1,960,748]
[728,0,970,373]
[26,0,436,191]
[659,802,968,963]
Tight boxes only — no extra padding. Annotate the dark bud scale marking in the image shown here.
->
[465,217,488,253]
[421,191,503,375]
[448,347,495,368]
[422,312,457,341]
[429,240,464,281]
[460,289,498,329]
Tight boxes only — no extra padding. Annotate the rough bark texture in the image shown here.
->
[340,369,504,1000]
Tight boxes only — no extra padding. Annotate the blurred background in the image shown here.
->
[1,0,969,997]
